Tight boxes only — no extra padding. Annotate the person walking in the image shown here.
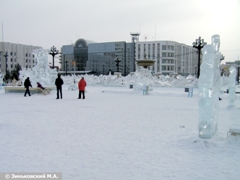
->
[78,77,87,99]
[55,74,64,99]
[24,77,32,97]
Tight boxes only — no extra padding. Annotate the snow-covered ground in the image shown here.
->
[1,85,240,180]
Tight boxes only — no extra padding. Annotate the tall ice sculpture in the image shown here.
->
[198,35,221,139]
[19,48,58,86]
[228,66,236,107]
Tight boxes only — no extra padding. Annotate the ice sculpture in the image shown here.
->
[132,66,154,91]
[228,66,236,107]
[19,48,58,86]
[198,35,221,139]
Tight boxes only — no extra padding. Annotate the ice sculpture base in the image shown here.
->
[227,125,240,138]
[199,127,213,139]
[4,86,55,94]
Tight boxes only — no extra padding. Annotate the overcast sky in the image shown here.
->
[1,0,240,63]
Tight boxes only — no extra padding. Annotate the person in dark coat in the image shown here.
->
[37,82,45,90]
[55,74,64,99]
[24,77,32,97]
[78,77,87,99]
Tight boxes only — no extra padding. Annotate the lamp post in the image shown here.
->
[237,61,240,84]
[3,52,8,77]
[115,57,121,72]
[49,46,59,69]
[192,37,207,78]
[73,60,76,83]
[102,64,105,75]
[65,60,68,75]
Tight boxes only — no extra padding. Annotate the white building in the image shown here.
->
[0,42,42,75]
[135,41,198,76]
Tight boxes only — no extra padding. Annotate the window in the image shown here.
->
[10,52,13,55]
[162,52,166,57]
[162,45,166,50]
[26,59,28,62]
[26,53,28,57]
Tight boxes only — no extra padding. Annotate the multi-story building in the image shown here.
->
[0,42,42,75]
[135,41,198,76]
[61,38,199,76]
[87,41,128,75]
[61,39,135,75]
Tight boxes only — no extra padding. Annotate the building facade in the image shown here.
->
[61,38,199,76]
[0,42,42,75]
[61,39,135,75]
[135,41,198,76]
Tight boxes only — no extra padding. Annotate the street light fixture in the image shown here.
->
[49,46,59,69]
[65,59,68,75]
[3,52,8,76]
[192,37,207,78]
[102,64,105,75]
[115,57,121,72]
[3,52,8,82]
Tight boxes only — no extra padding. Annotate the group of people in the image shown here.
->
[23,74,87,99]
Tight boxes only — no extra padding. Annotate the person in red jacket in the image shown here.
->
[78,77,87,99]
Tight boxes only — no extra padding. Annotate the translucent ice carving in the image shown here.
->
[228,66,236,107]
[198,35,221,139]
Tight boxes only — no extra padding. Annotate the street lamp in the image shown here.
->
[115,57,121,72]
[102,64,105,75]
[192,37,207,78]
[73,60,76,83]
[3,52,8,76]
[65,60,68,75]
[3,52,8,82]
[49,46,59,69]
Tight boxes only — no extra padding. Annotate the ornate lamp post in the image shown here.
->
[115,57,121,72]
[193,37,207,78]
[49,46,59,69]
[102,64,105,75]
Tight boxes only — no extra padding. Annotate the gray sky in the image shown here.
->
[1,0,240,63]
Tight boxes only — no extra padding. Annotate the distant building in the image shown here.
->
[61,37,199,76]
[135,41,198,76]
[0,42,42,75]
[61,39,135,75]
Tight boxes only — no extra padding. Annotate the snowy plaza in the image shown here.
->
[1,83,240,180]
